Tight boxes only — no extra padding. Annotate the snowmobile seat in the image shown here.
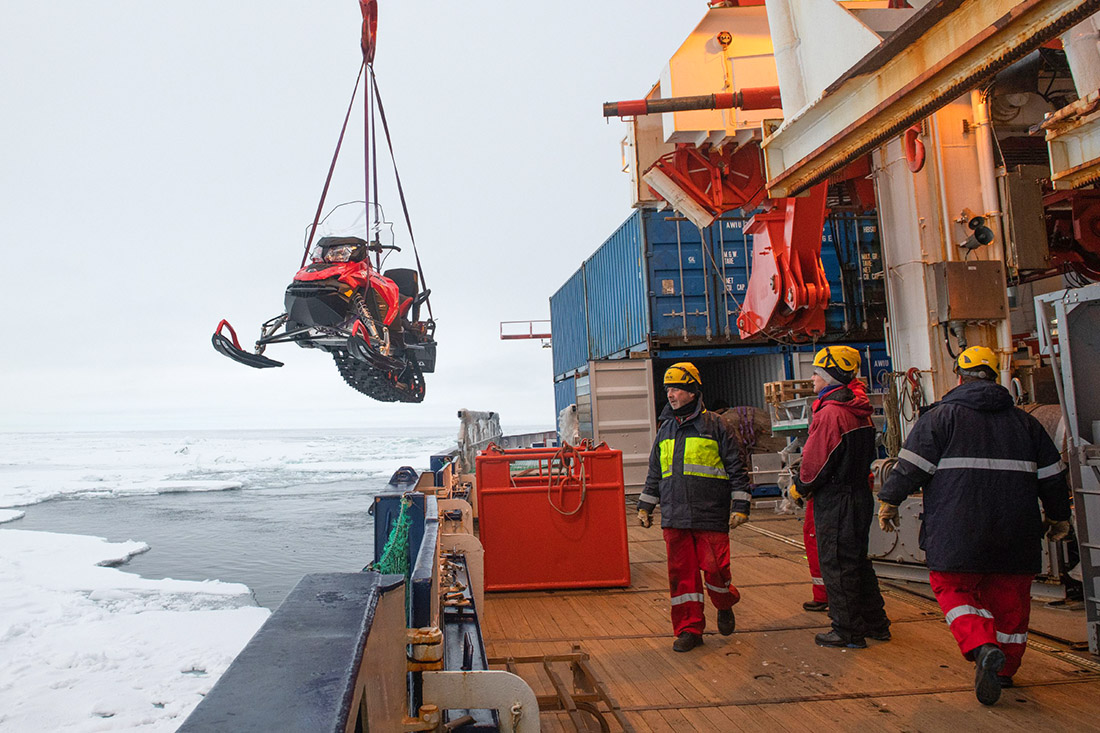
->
[385,268,428,322]
[383,268,419,299]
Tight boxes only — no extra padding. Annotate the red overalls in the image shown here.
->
[664,528,741,635]
[929,571,1032,676]
[803,498,828,604]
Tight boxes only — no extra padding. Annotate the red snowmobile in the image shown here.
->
[212,1,435,403]
[213,232,435,403]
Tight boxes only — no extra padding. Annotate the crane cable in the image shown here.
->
[300,60,366,269]
[298,1,434,322]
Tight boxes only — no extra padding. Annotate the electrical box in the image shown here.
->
[931,260,1007,322]
[1001,165,1052,271]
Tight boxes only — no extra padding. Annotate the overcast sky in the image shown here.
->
[0,2,705,433]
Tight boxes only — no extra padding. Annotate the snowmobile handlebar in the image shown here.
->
[368,242,401,253]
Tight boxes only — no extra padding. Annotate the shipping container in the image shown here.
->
[584,215,649,361]
[550,206,887,381]
[784,340,891,388]
[553,375,577,422]
[549,268,588,377]
[566,341,886,490]
[646,213,719,342]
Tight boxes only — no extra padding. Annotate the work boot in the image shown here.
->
[802,601,828,612]
[815,630,867,649]
[866,626,892,641]
[717,609,736,636]
[997,676,1014,688]
[672,632,703,652]
[974,643,1006,705]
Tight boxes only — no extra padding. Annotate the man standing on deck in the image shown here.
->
[878,346,1071,706]
[637,362,752,652]
[786,346,890,649]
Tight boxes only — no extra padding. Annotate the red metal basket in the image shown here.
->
[475,442,631,591]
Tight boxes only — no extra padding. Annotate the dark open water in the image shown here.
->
[10,478,384,609]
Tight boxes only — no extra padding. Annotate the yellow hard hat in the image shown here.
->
[812,345,861,375]
[664,362,702,388]
[956,346,998,377]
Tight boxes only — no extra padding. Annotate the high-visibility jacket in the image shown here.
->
[638,400,751,532]
[879,379,1071,574]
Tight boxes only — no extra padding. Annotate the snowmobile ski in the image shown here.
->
[212,321,284,369]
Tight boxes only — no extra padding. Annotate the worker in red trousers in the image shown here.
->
[878,346,1072,706]
[637,363,753,652]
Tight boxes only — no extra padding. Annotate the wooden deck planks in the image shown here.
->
[482,513,1100,731]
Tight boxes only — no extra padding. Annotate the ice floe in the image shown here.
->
[0,529,269,731]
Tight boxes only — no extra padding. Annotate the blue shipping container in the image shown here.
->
[646,213,720,343]
[549,267,588,377]
[585,214,649,361]
[550,207,887,379]
[553,376,577,425]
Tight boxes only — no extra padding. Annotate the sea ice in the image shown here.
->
[0,429,451,511]
[0,529,269,731]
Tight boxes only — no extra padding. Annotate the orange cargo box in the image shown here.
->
[475,443,631,592]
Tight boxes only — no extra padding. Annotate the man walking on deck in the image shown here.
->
[637,362,752,652]
[787,346,890,649]
[878,346,1071,705]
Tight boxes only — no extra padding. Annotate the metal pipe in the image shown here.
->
[970,91,1002,239]
[603,87,781,118]
[969,90,1013,383]
[929,115,957,262]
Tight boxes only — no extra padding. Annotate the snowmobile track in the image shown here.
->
[332,350,425,403]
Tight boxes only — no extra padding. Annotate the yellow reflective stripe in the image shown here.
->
[659,439,675,478]
[683,437,723,478]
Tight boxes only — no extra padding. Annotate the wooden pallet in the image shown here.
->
[764,379,814,405]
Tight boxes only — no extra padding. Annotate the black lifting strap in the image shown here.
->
[301,61,367,269]
[368,66,433,322]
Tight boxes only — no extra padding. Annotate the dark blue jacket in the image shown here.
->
[638,399,751,532]
[878,380,1071,574]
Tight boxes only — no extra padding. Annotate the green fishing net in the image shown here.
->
[370,496,413,576]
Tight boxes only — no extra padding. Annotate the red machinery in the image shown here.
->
[605,87,846,340]
[474,443,630,592]
[736,182,830,338]
[1044,189,1100,281]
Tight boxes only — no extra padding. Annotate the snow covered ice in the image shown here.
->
[0,529,269,731]
[0,428,454,730]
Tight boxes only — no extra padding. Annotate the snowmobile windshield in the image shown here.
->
[307,201,397,259]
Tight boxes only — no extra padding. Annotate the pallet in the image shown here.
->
[763,379,814,405]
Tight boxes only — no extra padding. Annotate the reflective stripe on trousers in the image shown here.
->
[929,570,1033,677]
[663,528,741,636]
